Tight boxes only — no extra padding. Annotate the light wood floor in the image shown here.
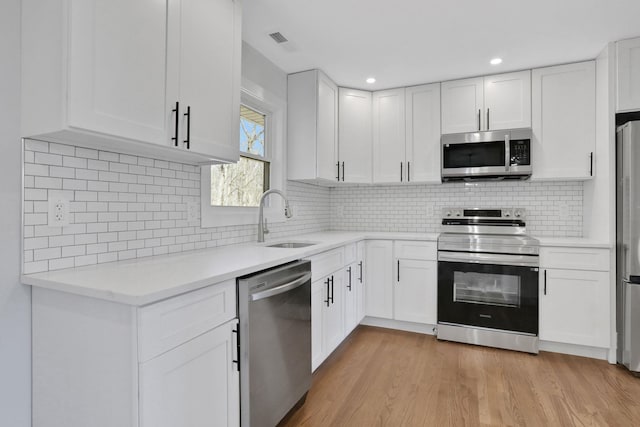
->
[281,326,640,427]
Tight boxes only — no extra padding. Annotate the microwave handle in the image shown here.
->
[505,133,510,171]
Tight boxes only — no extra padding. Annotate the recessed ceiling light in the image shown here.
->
[490,58,503,65]
[366,77,376,84]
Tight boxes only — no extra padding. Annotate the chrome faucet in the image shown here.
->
[257,189,293,242]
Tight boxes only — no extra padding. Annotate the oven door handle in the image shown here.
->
[438,251,539,267]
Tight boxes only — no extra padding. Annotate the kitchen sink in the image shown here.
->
[266,242,317,248]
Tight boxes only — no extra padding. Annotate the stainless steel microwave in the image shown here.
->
[441,129,532,182]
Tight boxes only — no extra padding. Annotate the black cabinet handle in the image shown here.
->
[347,267,352,291]
[232,327,240,371]
[330,275,334,304]
[487,108,490,130]
[478,109,481,131]
[400,162,403,182]
[397,260,400,282]
[407,162,410,182]
[183,106,191,149]
[325,278,330,307]
[358,261,363,283]
[341,162,345,181]
[590,152,594,176]
[544,270,547,295]
[336,162,340,181]
[172,101,180,147]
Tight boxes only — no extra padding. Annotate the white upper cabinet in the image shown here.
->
[484,71,531,130]
[169,0,241,161]
[441,77,484,134]
[21,0,241,164]
[338,89,372,183]
[531,61,596,180]
[441,71,531,134]
[617,37,640,112]
[372,89,406,183]
[288,70,339,182]
[405,83,441,183]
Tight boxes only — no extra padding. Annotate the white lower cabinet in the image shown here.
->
[539,247,611,348]
[365,240,394,318]
[139,319,239,427]
[344,261,359,334]
[365,240,438,325]
[308,247,348,371]
[395,259,437,324]
[32,280,239,427]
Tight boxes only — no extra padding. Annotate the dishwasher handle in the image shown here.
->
[250,272,312,301]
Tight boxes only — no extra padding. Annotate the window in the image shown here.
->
[210,106,270,207]
[200,82,286,228]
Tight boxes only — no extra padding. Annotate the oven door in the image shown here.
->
[437,252,539,334]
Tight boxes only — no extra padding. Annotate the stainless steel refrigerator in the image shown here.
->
[617,120,640,374]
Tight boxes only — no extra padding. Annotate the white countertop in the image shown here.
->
[536,237,612,249]
[22,230,609,306]
[21,231,438,306]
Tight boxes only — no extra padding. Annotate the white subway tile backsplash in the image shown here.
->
[24,141,330,273]
[330,181,583,236]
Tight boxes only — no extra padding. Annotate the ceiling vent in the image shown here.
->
[269,32,288,44]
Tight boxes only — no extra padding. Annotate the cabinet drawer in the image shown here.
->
[344,243,357,265]
[307,247,345,280]
[138,280,236,362]
[394,240,437,261]
[540,247,609,271]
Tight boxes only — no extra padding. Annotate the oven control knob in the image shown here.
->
[455,211,461,217]
[445,210,451,217]
[514,210,523,218]
[504,211,511,218]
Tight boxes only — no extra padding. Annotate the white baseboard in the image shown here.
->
[360,316,436,335]
[539,340,610,361]
[360,317,613,362]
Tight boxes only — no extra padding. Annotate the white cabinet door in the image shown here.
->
[343,263,359,334]
[484,71,531,131]
[338,88,372,183]
[395,259,437,324]
[531,61,595,180]
[617,37,640,112]
[365,240,393,318]
[356,242,366,323]
[311,279,324,371]
[139,319,239,427]
[66,0,169,144]
[441,77,484,134]
[169,0,241,162]
[405,83,441,183]
[540,269,610,348]
[323,272,344,356]
[372,89,406,183]
[316,73,339,181]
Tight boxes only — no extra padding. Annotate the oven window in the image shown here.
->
[453,271,521,307]
[443,141,505,168]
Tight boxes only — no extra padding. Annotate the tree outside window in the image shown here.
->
[210,105,270,207]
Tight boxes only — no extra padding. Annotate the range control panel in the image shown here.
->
[442,208,526,220]
[510,140,531,166]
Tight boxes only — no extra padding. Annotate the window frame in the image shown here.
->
[200,79,286,228]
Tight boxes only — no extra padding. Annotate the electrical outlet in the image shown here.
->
[48,192,70,227]
[186,200,199,223]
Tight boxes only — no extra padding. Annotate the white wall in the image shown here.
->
[0,1,31,426]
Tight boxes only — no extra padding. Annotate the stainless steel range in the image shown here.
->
[437,208,540,354]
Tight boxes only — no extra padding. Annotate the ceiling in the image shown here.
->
[242,0,640,90]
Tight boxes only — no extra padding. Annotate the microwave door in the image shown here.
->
[442,141,507,178]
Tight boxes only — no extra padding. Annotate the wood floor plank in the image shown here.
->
[280,326,640,427]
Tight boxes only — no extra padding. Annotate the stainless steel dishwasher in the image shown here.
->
[237,260,312,427]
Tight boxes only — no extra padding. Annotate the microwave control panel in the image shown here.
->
[510,140,531,166]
